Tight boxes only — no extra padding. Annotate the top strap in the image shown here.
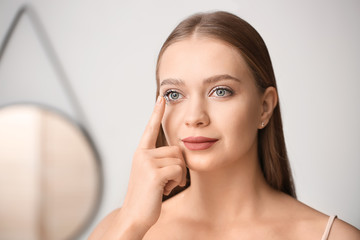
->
[321,215,337,240]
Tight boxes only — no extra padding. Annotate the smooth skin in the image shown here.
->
[89,37,360,240]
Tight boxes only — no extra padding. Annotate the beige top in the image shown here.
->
[321,215,337,240]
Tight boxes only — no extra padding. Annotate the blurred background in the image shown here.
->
[0,0,359,239]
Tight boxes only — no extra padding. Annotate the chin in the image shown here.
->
[183,152,224,172]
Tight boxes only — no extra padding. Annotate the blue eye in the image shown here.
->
[215,89,226,96]
[210,87,233,97]
[169,92,180,100]
[163,90,183,103]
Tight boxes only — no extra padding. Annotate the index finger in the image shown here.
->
[138,96,165,149]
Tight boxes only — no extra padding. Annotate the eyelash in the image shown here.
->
[162,86,233,103]
[163,89,183,103]
[209,86,233,98]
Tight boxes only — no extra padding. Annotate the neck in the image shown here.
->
[184,145,272,223]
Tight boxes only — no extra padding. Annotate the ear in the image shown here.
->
[258,87,278,129]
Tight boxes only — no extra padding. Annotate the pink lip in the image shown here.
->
[181,136,218,150]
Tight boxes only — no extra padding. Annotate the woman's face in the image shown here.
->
[158,37,264,171]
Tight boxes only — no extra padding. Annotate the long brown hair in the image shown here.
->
[155,11,296,199]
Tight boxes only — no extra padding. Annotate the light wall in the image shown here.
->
[0,0,359,239]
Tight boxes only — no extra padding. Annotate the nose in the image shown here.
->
[184,97,210,128]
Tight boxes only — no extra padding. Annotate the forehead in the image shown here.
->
[158,37,252,83]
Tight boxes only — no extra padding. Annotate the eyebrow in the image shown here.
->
[160,74,241,87]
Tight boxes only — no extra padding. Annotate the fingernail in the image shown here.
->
[156,96,162,105]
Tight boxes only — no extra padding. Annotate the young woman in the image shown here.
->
[89,11,360,240]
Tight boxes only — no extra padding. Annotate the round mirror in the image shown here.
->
[0,104,102,240]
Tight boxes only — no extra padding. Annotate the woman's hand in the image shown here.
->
[89,96,186,240]
[120,96,187,231]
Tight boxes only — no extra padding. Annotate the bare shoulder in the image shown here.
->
[270,193,328,238]
[271,192,329,222]
[88,208,121,240]
[328,218,360,240]
[273,192,359,239]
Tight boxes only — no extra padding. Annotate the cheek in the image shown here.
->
[161,105,184,145]
[212,96,260,128]
[212,98,260,150]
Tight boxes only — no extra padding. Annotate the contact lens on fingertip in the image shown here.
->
[156,96,162,104]
[164,96,169,105]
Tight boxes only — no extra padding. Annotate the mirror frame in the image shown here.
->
[0,4,104,238]
[0,101,104,240]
